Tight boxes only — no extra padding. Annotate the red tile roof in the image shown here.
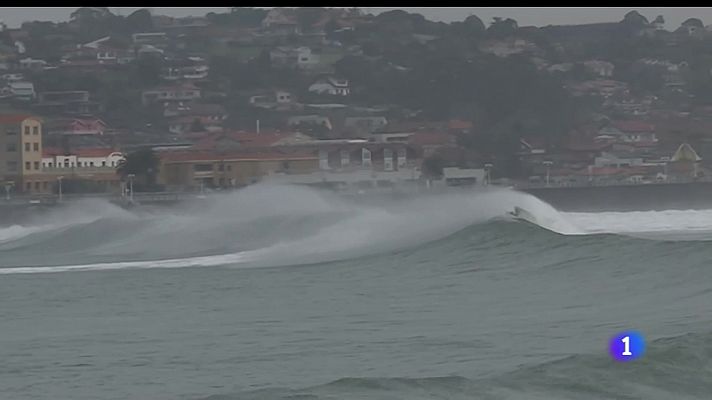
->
[566,137,612,152]
[448,119,473,130]
[43,147,120,157]
[161,150,317,163]
[612,120,655,133]
[408,132,453,146]
[191,131,298,150]
[0,114,38,124]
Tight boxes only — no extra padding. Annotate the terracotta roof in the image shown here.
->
[408,132,452,146]
[0,114,38,124]
[448,119,473,130]
[192,131,298,150]
[43,147,120,157]
[161,150,317,163]
[583,166,651,176]
[612,120,655,133]
[566,137,612,152]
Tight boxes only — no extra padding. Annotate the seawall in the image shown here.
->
[522,182,712,211]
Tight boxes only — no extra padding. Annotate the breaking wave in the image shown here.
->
[2,184,712,274]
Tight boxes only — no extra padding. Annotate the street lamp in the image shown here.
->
[4,181,13,201]
[543,160,553,187]
[57,176,64,202]
[127,174,135,203]
[484,163,493,186]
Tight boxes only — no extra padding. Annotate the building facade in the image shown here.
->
[0,114,47,194]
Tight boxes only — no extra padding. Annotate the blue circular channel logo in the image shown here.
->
[609,331,645,362]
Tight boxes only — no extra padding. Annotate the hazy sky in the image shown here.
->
[1,7,712,30]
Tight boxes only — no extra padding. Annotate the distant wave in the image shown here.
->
[205,331,712,400]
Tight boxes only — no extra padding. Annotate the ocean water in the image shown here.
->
[1,185,712,400]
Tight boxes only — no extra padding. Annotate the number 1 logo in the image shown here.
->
[621,336,632,356]
[609,331,645,362]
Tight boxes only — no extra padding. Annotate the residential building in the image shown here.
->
[582,60,615,77]
[261,8,301,36]
[35,91,100,115]
[308,76,350,96]
[41,147,125,192]
[141,84,202,106]
[18,57,47,71]
[161,57,210,81]
[163,102,227,120]
[264,140,422,190]
[611,120,658,144]
[248,90,296,110]
[8,81,35,101]
[42,147,124,168]
[343,116,388,135]
[158,149,319,189]
[668,142,702,178]
[287,115,333,130]
[0,114,47,194]
[45,118,109,135]
[132,32,168,46]
[270,46,319,69]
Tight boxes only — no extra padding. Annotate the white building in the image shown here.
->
[8,81,35,101]
[308,76,350,96]
[43,148,125,169]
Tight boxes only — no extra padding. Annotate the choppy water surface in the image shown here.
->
[2,185,711,400]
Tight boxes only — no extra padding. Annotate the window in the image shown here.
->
[34,182,40,190]
[6,130,16,136]
[89,162,94,167]
[6,143,16,152]
[33,143,39,151]
[24,126,30,135]
[24,143,30,151]
[25,182,30,191]
[32,126,38,135]
[25,161,30,170]
[101,161,106,167]
[34,161,39,170]
[7,161,17,172]
[43,182,48,190]
[193,164,213,172]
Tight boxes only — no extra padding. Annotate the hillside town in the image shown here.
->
[1,7,711,199]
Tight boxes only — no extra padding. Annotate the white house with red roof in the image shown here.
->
[611,120,658,144]
[308,76,350,96]
[42,147,124,169]
[47,118,108,135]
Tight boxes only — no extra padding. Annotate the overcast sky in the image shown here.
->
[1,7,712,30]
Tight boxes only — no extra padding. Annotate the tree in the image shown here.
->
[487,17,518,38]
[228,7,268,27]
[295,7,324,33]
[190,118,205,132]
[70,7,113,22]
[463,14,485,33]
[422,155,445,178]
[116,148,160,187]
[126,8,153,32]
[681,18,704,29]
[622,10,649,26]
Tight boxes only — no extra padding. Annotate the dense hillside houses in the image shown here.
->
[2,7,712,195]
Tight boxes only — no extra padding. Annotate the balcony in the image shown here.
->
[42,166,118,175]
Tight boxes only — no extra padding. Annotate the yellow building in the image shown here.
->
[158,150,319,189]
[0,114,51,194]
